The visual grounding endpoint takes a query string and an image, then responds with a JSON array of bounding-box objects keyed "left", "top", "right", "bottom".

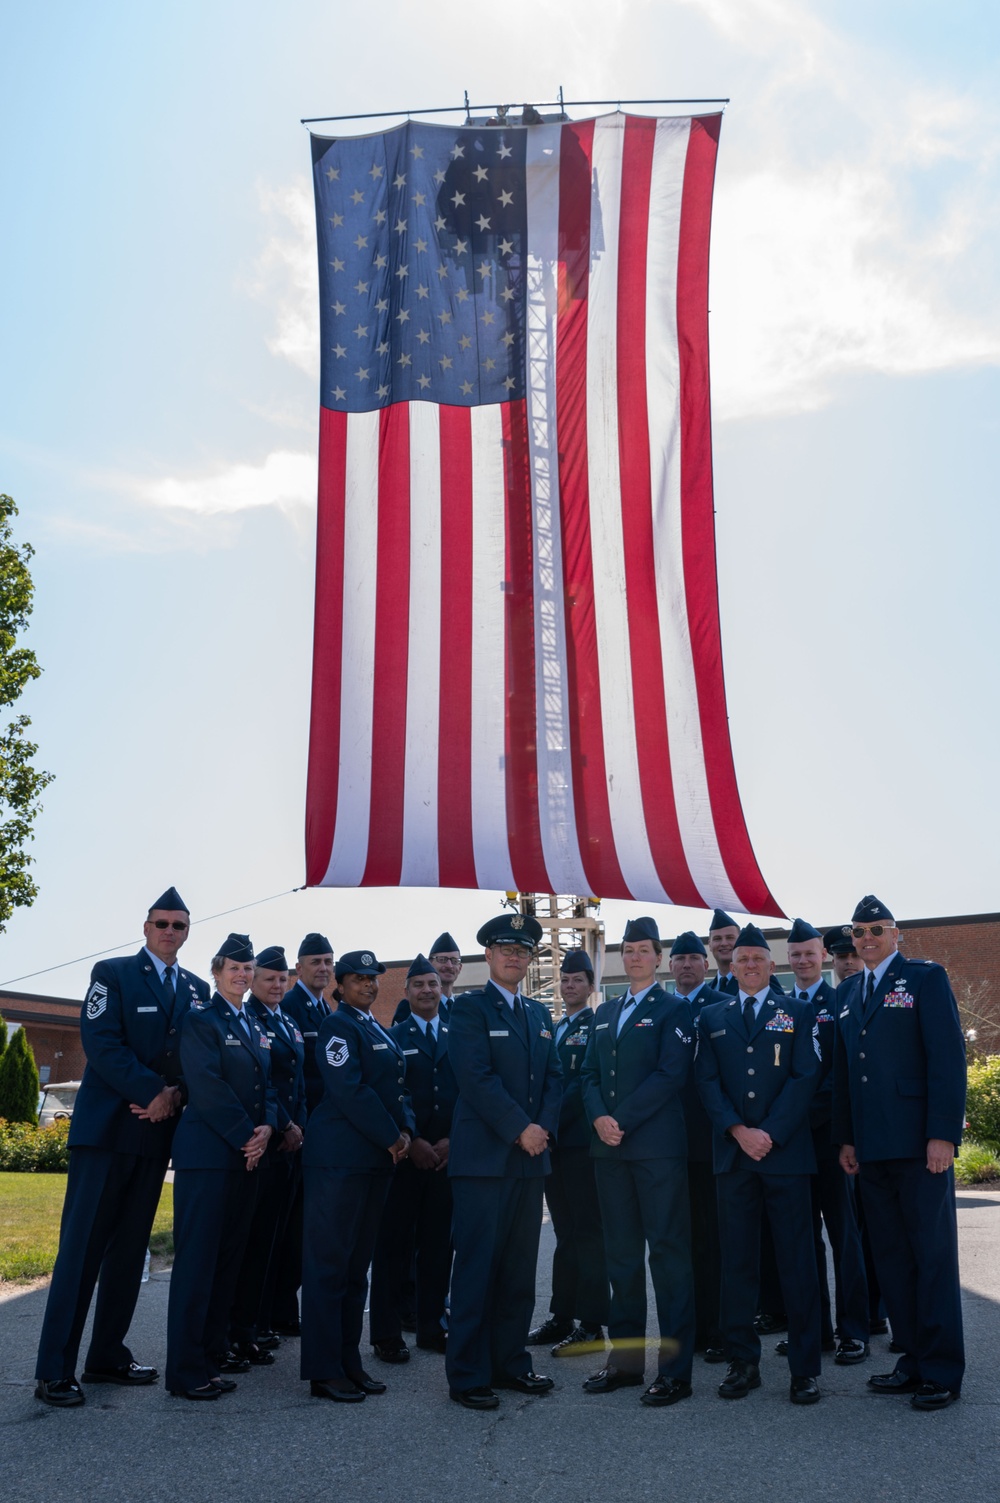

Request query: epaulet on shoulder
[{"left": 906, "top": 957, "right": 933, "bottom": 966}]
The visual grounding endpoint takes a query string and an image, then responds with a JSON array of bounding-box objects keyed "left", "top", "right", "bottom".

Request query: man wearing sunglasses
[
  {"left": 832, "top": 895, "right": 967, "bottom": 1411},
  {"left": 34, "top": 887, "right": 210, "bottom": 1408}
]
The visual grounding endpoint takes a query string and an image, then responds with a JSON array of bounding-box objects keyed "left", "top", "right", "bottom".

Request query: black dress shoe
[
  {"left": 210, "top": 1377, "right": 238, "bottom": 1393},
  {"left": 416, "top": 1332, "right": 448, "bottom": 1354},
  {"left": 311, "top": 1379, "right": 365, "bottom": 1403},
  {"left": 775, "top": 1339, "right": 789, "bottom": 1357},
  {"left": 703, "top": 1347, "right": 727, "bottom": 1364},
  {"left": 552, "top": 1325, "right": 603, "bottom": 1356},
  {"left": 869, "top": 1317, "right": 889, "bottom": 1336},
  {"left": 527, "top": 1317, "right": 572, "bottom": 1345},
  {"left": 911, "top": 1383, "right": 959, "bottom": 1411},
  {"left": 372, "top": 1340, "right": 410, "bottom": 1364},
  {"left": 640, "top": 1377, "right": 693, "bottom": 1407},
  {"left": 234, "top": 1342, "right": 275, "bottom": 1367},
  {"left": 493, "top": 1371, "right": 554, "bottom": 1394},
  {"left": 450, "top": 1386, "right": 500, "bottom": 1410},
  {"left": 82, "top": 1362, "right": 158, "bottom": 1385},
  {"left": 718, "top": 1361, "right": 761, "bottom": 1399},
  {"left": 790, "top": 1376, "right": 820, "bottom": 1405},
  {"left": 215, "top": 1351, "right": 251, "bottom": 1374},
  {"left": 169, "top": 1384, "right": 221, "bottom": 1401},
  {"left": 274, "top": 1319, "right": 301, "bottom": 1337},
  {"left": 583, "top": 1366, "right": 643, "bottom": 1393},
  {"left": 35, "top": 1378, "right": 85, "bottom": 1408},
  {"left": 868, "top": 1369, "right": 923, "bottom": 1394},
  {"left": 347, "top": 1370, "right": 387, "bottom": 1395},
  {"left": 835, "top": 1339, "right": 869, "bottom": 1365},
  {"left": 753, "top": 1312, "right": 787, "bottom": 1336},
  {"left": 255, "top": 1331, "right": 281, "bottom": 1350}
]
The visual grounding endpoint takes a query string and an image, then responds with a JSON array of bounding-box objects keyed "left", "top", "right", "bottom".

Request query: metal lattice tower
[{"left": 503, "top": 892, "right": 604, "bottom": 1017}]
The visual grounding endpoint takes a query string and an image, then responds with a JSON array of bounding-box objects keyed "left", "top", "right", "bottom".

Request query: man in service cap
[
  {"left": 707, "top": 911, "right": 740, "bottom": 994},
  {"left": 35, "top": 888, "right": 210, "bottom": 1407},
  {"left": 695, "top": 924, "right": 823, "bottom": 1406},
  {"left": 833, "top": 896, "right": 967, "bottom": 1410},
  {"left": 393, "top": 930, "right": 463, "bottom": 1024},
  {"left": 444, "top": 912, "right": 562, "bottom": 1410}
]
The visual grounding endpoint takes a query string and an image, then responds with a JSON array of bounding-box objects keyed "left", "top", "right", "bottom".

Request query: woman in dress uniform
[
  {"left": 165, "top": 934, "right": 278, "bottom": 1400},
  {"left": 300, "top": 950, "right": 415, "bottom": 1403}
]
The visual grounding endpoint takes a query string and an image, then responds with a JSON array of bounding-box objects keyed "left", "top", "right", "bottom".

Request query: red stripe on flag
[
  {"left": 556, "top": 119, "right": 628, "bottom": 900},
  {"left": 437, "top": 406, "right": 478, "bottom": 889},
  {"left": 361, "top": 404, "right": 411, "bottom": 887},
  {"left": 677, "top": 116, "right": 782, "bottom": 916},
  {"left": 617, "top": 114, "right": 701, "bottom": 907},
  {"left": 502, "top": 398, "right": 551, "bottom": 892},
  {"left": 305, "top": 408, "right": 348, "bottom": 885}
]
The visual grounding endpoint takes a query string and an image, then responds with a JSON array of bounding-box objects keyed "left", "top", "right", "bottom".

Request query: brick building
[{"left": 0, "top": 990, "right": 85, "bottom": 1084}]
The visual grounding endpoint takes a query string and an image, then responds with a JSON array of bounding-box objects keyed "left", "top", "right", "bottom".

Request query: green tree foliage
[
  {"left": 0, "top": 493, "right": 53, "bottom": 933},
  {"left": 966, "top": 1055, "right": 1000, "bottom": 1154},
  {"left": 0, "top": 1026, "right": 40, "bottom": 1124},
  {"left": 0, "top": 1013, "right": 7, "bottom": 1058}
]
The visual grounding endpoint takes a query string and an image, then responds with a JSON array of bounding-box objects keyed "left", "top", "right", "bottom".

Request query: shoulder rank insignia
[
  {"left": 325, "top": 1037, "right": 349, "bottom": 1067},
  {"left": 85, "top": 982, "right": 108, "bottom": 1020}
]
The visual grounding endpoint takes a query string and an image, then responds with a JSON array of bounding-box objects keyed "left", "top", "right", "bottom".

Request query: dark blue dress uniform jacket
[
  {"left": 70, "top": 951, "right": 209, "bottom": 1158},
  {"left": 392, "top": 1014, "right": 458, "bottom": 1142},
  {"left": 281, "top": 980, "right": 333, "bottom": 1113},
  {"left": 247, "top": 1000, "right": 307, "bottom": 1134},
  {"left": 832, "top": 956, "right": 966, "bottom": 1159},
  {"left": 695, "top": 990, "right": 820, "bottom": 1174},
  {"left": 676, "top": 984, "right": 728, "bottom": 1163},
  {"left": 170, "top": 997, "right": 279, "bottom": 1169},
  {"left": 806, "top": 979, "right": 839, "bottom": 1147},
  {"left": 303, "top": 1006, "right": 415, "bottom": 1171},
  {"left": 554, "top": 1007, "right": 598, "bottom": 1150},
  {"left": 580, "top": 985, "right": 693, "bottom": 1159},
  {"left": 446, "top": 984, "right": 562, "bottom": 1177}
]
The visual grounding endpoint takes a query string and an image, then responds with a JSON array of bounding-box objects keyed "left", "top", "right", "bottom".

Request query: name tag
[
  {"left": 304, "top": 1031, "right": 318, "bottom": 1038},
  {"left": 839, "top": 1008, "right": 850, "bottom": 1019},
  {"left": 403, "top": 1048, "right": 419, "bottom": 1055},
  {"left": 596, "top": 1023, "right": 609, "bottom": 1030},
  {"left": 373, "top": 1043, "right": 388, "bottom": 1051},
  {"left": 489, "top": 1029, "right": 509, "bottom": 1037},
  {"left": 225, "top": 1037, "right": 241, "bottom": 1046},
  {"left": 710, "top": 1029, "right": 725, "bottom": 1038},
  {"left": 136, "top": 1006, "right": 158, "bottom": 1014}
]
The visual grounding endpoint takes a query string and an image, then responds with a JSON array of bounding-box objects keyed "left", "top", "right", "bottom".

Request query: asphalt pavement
[{"left": 2, "top": 1191, "right": 998, "bottom": 1503}]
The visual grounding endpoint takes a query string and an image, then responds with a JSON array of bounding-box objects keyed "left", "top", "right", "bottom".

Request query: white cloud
[
  {"left": 244, "top": 178, "right": 319, "bottom": 380},
  {"left": 132, "top": 449, "right": 316, "bottom": 516}
]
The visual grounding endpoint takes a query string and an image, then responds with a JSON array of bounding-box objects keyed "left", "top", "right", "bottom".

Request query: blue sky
[{"left": 1, "top": 0, "right": 998, "bottom": 997}]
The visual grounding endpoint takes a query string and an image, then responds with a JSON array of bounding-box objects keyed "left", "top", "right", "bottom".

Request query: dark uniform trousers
[
  {"left": 595, "top": 1157, "right": 693, "bottom": 1378},
  {"left": 859, "top": 1160, "right": 963, "bottom": 1392},
  {"left": 546, "top": 1147, "right": 609, "bottom": 1330},
  {"left": 687, "top": 1159, "right": 723, "bottom": 1350},
  {"left": 370, "top": 1160, "right": 453, "bottom": 1345},
  {"left": 718, "top": 1170, "right": 821, "bottom": 1375},
  {"left": 234, "top": 1153, "right": 300, "bottom": 1338},
  {"left": 35, "top": 1148, "right": 167, "bottom": 1380},
  {"left": 166, "top": 1167, "right": 260, "bottom": 1391},
  {"left": 300, "top": 1167, "right": 392, "bottom": 1381}
]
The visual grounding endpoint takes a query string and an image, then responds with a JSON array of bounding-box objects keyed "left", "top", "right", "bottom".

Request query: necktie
[
  {"left": 743, "top": 997, "right": 756, "bottom": 1029},
  {"left": 798, "top": 990, "right": 809, "bottom": 1002},
  {"left": 236, "top": 1009, "right": 252, "bottom": 1041},
  {"left": 865, "top": 972, "right": 875, "bottom": 1009},
  {"left": 162, "top": 966, "right": 176, "bottom": 1009}
]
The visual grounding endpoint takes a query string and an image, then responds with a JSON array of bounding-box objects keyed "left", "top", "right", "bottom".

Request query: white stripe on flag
[
  {"left": 469, "top": 403, "right": 517, "bottom": 891},
  {"left": 525, "top": 127, "right": 589, "bottom": 896},
  {"left": 323, "top": 409, "right": 380, "bottom": 885},
  {"left": 586, "top": 115, "right": 671, "bottom": 904},
  {"left": 399, "top": 401, "right": 442, "bottom": 887},
  {"left": 647, "top": 118, "right": 742, "bottom": 910}
]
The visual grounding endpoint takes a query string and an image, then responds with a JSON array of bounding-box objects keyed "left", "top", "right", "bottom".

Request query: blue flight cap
[
  {"left": 709, "top": 909, "right": 737, "bottom": 932},
  {"left": 823, "top": 926, "right": 856, "bottom": 956},
  {"left": 787, "top": 918, "right": 822, "bottom": 944},
  {"left": 149, "top": 886, "right": 188, "bottom": 914},
  {"left": 335, "top": 949, "right": 386, "bottom": 981},
  {"left": 216, "top": 933, "right": 254, "bottom": 963},
  {"left": 669, "top": 931, "right": 708, "bottom": 958},
  {"left": 734, "top": 923, "right": 770, "bottom": 951},
  {"left": 477, "top": 913, "right": 543, "bottom": 949},
  {"left": 407, "top": 953, "right": 438, "bottom": 979},
  {"left": 623, "top": 916, "right": 660, "bottom": 945},
  {"left": 298, "top": 932, "right": 334, "bottom": 958},
  {"left": 255, "top": 945, "right": 289, "bottom": 971},
  {"left": 560, "top": 949, "right": 594, "bottom": 979},
  {"left": 852, "top": 895, "right": 895, "bottom": 924},
  {"left": 429, "top": 931, "right": 460, "bottom": 955}
]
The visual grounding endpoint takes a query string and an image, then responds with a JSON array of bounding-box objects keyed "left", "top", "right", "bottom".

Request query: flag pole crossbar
[{"left": 301, "top": 89, "right": 729, "bottom": 128}]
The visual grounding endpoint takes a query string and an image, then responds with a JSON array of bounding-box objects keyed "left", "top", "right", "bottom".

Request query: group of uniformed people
[{"left": 33, "top": 886, "right": 967, "bottom": 1415}]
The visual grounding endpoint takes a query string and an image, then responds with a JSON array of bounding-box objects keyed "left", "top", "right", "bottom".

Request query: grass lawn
[{"left": 0, "top": 1172, "right": 173, "bottom": 1283}]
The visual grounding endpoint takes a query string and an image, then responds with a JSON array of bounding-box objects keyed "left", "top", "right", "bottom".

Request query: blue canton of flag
[{"left": 312, "top": 122, "right": 528, "bottom": 412}]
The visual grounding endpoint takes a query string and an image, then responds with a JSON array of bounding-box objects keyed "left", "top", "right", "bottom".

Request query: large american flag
[{"left": 304, "top": 110, "right": 780, "bottom": 914}]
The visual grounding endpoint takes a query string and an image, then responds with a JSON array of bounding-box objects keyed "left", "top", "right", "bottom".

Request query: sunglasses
[
  {"left": 150, "top": 920, "right": 189, "bottom": 932},
  {"left": 851, "top": 924, "right": 893, "bottom": 939}
]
